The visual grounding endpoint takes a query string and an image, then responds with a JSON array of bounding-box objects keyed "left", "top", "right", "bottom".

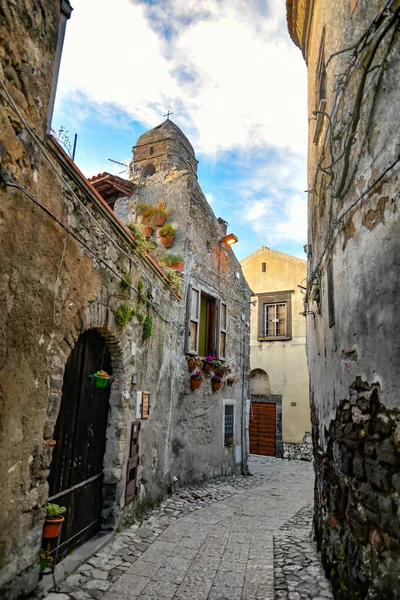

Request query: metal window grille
[
  {"left": 224, "top": 405, "right": 234, "bottom": 445},
  {"left": 264, "top": 303, "right": 287, "bottom": 337}
]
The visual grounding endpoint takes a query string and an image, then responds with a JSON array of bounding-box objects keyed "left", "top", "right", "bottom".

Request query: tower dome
[{"left": 131, "top": 119, "right": 198, "bottom": 181}]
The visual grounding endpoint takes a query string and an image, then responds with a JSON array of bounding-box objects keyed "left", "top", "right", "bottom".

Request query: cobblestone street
[{"left": 42, "top": 457, "right": 332, "bottom": 600}]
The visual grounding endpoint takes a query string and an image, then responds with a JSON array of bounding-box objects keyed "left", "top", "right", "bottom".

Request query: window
[
  {"left": 142, "top": 163, "right": 156, "bottom": 178},
  {"left": 187, "top": 286, "right": 227, "bottom": 359},
  {"left": 141, "top": 391, "right": 151, "bottom": 419},
  {"left": 313, "top": 30, "right": 327, "bottom": 144},
  {"left": 327, "top": 261, "right": 335, "bottom": 327},
  {"left": 257, "top": 291, "right": 293, "bottom": 341},
  {"left": 224, "top": 404, "right": 234, "bottom": 446},
  {"left": 262, "top": 262, "right": 266, "bottom": 272},
  {"left": 149, "top": 146, "right": 154, "bottom": 155}
]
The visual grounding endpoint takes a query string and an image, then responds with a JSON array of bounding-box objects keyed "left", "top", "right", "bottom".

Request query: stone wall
[
  {"left": 286, "top": 0, "right": 400, "bottom": 597},
  {"left": 283, "top": 433, "right": 313, "bottom": 462}
]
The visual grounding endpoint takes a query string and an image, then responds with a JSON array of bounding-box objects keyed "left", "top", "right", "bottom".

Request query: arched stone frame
[
  {"left": 249, "top": 368, "right": 271, "bottom": 395},
  {"left": 142, "top": 163, "right": 156, "bottom": 178},
  {"left": 43, "top": 301, "right": 131, "bottom": 534}
]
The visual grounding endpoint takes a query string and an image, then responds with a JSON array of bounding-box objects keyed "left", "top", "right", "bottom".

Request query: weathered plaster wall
[
  {"left": 296, "top": 0, "right": 400, "bottom": 596},
  {"left": 241, "top": 247, "right": 310, "bottom": 445}
]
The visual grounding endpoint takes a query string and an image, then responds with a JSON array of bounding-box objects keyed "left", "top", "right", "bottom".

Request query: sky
[{"left": 52, "top": 0, "right": 308, "bottom": 261}]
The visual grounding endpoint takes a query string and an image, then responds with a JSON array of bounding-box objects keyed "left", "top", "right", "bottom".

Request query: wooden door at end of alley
[{"left": 249, "top": 402, "right": 276, "bottom": 456}]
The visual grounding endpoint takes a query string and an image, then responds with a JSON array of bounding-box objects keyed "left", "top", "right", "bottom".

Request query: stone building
[
  {"left": 241, "top": 246, "right": 311, "bottom": 461},
  {"left": 287, "top": 1, "right": 400, "bottom": 597},
  {"left": 0, "top": 2, "right": 250, "bottom": 597}
]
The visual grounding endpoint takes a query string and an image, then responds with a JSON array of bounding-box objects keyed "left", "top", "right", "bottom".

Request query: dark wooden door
[
  {"left": 249, "top": 402, "right": 276, "bottom": 456},
  {"left": 48, "top": 329, "right": 111, "bottom": 557}
]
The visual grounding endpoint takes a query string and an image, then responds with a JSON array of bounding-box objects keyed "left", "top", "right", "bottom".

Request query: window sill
[{"left": 258, "top": 337, "right": 292, "bottom": 342}]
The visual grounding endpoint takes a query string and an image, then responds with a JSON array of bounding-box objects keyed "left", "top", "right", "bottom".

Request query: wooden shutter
[
  {"left": 327, "top": 261, "right": 335, "bottom": 327},
  {"left": 186, "top": 285, "right": 200, "bottom": 354},
  {"left": 219, "top": 301, "right": 227, "bottom": 360},
  {"left": 141, "top": 391, "right": 150, "bottom": 419},
  {"left": 126, "top": 421, "right": 140, "bottom": 504}
]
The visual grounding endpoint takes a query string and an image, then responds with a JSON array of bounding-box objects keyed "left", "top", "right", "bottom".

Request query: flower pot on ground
[
  {"left": 191, "top": 371, "right": 203, "bottom": 390},
  {"left": 159, "top": 223, "right": 176, "bottom": 248},
  {"left": 43, "top": 503, "right": 66, "bottom": 539}
]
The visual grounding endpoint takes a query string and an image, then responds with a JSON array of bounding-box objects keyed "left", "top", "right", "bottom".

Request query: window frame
[
  {"left": 223, "top": 401, "right": 235, "bottom": 446},
  {"left": 186, "top": 285, "right": 227, "bottom": 360},
  {"left": 257, "top": 290, "right": 293, "bottom": 341}
]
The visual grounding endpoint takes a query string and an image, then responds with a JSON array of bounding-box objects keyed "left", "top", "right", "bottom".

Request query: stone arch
[
  {"left": 142, "top": 163, "right": 156, "bottom": 178},
  {"left": 250, "top": 368, "right": 271, "bottom": 395},
  {"left": 43, "top": 301, "right": 130, "bottom": 533}
]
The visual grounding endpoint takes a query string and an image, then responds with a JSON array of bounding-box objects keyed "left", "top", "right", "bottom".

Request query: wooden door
[
  {"left": 126, "top": 421, "right": 140, "bottom": 504},
  {"left": 249, "top": 402, "right": 276, "bottom": 456},
  {"left": 48, "top": 330, "right": 112, "bottom": 557}
]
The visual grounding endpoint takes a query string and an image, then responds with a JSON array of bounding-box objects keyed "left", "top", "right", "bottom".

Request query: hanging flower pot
[
  {"left": 203, "top": 356, "right": 216, "bottom": 372},
  {"left": 91, "top": 371, "right": 114, "bottom": 388},
  {"left": 158, "top": 224, "right": 175, "bottom": 248},
  {"left": 191, "top": 371, "right": 203, "bottom": 390},
  {"left": 43, "top": 504, "right": 66, "bottom": 539},
  {"left": 211, "top": 377, "right": 222, "bottom": 391},
  {"left": 154, "top": 214, "right": 167, "bottom": 227},
  {"left": 142, "top": 225, "right": 153, "bottom": 237}
]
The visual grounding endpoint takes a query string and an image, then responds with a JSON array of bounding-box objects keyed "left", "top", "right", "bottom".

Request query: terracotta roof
[{"left": 88, "top": 172, "right": 135, "bottom": 205}]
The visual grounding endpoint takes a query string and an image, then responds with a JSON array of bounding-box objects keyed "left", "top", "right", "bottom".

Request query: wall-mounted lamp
[{"left": 220, "top": 233, "right": 238, "bottom": 246}]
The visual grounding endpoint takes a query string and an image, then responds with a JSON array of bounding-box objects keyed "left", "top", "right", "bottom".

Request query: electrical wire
[
  {"left": 0, "top": 77, "right": 186, "bottom": 311},
  {"left": 0, "top": 165, "right": 177, "bottom": 324}
]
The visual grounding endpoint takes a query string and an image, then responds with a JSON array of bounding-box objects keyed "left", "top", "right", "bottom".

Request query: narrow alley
[{"left": 38, "top": 457, "right": 332, "bottom": 600}]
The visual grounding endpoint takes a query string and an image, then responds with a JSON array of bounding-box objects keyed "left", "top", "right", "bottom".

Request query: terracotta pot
[
  {"left": 169, "top": 261, "right": 184, "bottom": 271},
  {"left": 154, "top": 215, "right": 167, "bottom": 227},
  {"left": 212, "top": 381, "right": 222, "bottom": 391},
  {"left": 203, "top": 363, "right": 212, "bottom": 372},
  {"left": 142, "top": 226, "right": 153, "bottom": 237},
  {"left": 191, "top": 379, "right": 202, "bottom": 390},
  {"left": 43, "top": 516, "right": 64, "bottom": 539},
  {"left": 227, "top": 380, "right": 234, "bottom": 387},
  {"left": 188, "top": 360, "right": 197, "bottom": 372},
  {"left": 160, "top": 235, "right": 174, "bottom": 248}
]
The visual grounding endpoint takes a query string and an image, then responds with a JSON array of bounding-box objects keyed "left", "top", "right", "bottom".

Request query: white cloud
[
  {"left": 205, "top": 192, "right": 214, "bottom": 205},
  {"left": 57, "top": 0, "right": 307, "bottom": 156}
]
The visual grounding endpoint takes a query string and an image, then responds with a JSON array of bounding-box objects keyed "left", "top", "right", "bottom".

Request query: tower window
[
  {"left": 262, "top": 262, "right": 266, "bottom": 272},
  {"left": 149, "top": 147, "right": 154, "bottom": 155},
  {"left": 142, "top": 163, "right": 156, "bottom": 178}
]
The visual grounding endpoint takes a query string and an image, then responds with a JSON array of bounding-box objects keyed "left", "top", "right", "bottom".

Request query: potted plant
[
  {"left": 153, "top": 200, "right": 168, "bottom": 227},
  {"left": 226, "top": 437, "right": 235, "bottom": 448},
  {"left": 191, "top": 371, "right": 203, "bottom": 390},
  {"left": 43, "top": 503, "right": 66, "bottom": 539},
  {"left": 227, "top": 377, "right": 239, "bottom": 387},
  {"left": 161, "top": 252, "right": 184, "bottom": 271},
  {"left": 203, "top": 356, "right": 216, "bottom": 372},
  {"left": 187, "top": 356, "right": 202, "bottom": 372},
  {"left": 91, "top": 370, "right": 114, "bottom": 388},
  {"left": 211, "top": 375, "right": 223, "bottom": 391},
  {"left": 137, "top": 204, "right": 156, "bottom": 237},
  {"left": 159, "top": 223, "right": 175, "bottom": 248}
]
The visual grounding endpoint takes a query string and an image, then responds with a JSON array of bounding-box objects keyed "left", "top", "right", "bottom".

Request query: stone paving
[{"left": 39, "top": 456, "right": 333, "bottom": 600}]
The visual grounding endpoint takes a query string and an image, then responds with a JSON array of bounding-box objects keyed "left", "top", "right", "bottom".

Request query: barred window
[
  {"left": 224, "top": 404, "right": 234, "bottom": 446},
  {"left": 264, "top": 303, "right": 287, "bottom": 338},
  {"left": 257, "top": 291, "right": 293, "bottom": 341}
]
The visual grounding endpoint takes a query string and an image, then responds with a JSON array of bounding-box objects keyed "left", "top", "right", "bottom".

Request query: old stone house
[
  {"left": 0, "top": 2, "right": 250, "bottom": 597},
  {"left": 241, "top": 246, "right": 311, "bottom": 461},
  {"left": 287, "top": 1, "right": 400, "bottom": 597}
]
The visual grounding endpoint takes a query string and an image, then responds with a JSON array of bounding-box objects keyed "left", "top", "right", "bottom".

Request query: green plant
[
  {"left": 226, "top": 437, "right": 235, "bottom": 448},
  {"left": 167, "top": 269, "right": 183, "bottom": 297},
  {"left": 191, "top": 370, "right": 203, "bottom": 380},
  {"left": 115, "top": 304, "right": 132, "bottom": 329},
  {"left": 137, "top": 279, "right": 144, "bottom": 297},
  {"left": 128, "top": 221, "right": 154, "bottom": 255},
  {"left": 156, "top": 200, "right": 168, "bottom": 217},
  {"left": 131, "top": 307, "right": 145, "bottom": 323},
  {"left": 137, "top": 203, "right": 157, "bottom": 225},
  {"left": 46, "top": 503, "right": 66, "bottom": 519},
  {"left": 160, "top": 253, "right": 183, "bottom": 266},
  {"left": 159, "top": 223, "right": 175, "bottom": 238},
  {"left": 120, "top": 274, "right": 132, "bottom": 290},
  {"left": 143, "top": 313, "right": 153, "bottom": 340}
]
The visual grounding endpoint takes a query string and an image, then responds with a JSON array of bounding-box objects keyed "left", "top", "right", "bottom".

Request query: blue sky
[{"left": 52, "top": 0, "right": 308, "bottom": 261}]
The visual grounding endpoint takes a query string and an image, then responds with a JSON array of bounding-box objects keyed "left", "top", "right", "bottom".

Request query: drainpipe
[
  {"left": 47, "top": 0, "right": 73, "bottom": 133},
  {"left": 241, "top": 316, "right": 249, "bottom": 475}
]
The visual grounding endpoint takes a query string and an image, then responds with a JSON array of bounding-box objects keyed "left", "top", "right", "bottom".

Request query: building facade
[
  {"left": 0, "top": 2, "right": 250, "bottom": 597},
  {"left": 241, "top": 247, "right": 311, "bottom": 461},
  {"left": 287, "top": 1, "right": 400, "bottom": 597}
]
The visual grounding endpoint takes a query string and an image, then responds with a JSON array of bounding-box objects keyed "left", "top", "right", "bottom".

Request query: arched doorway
[
  {"left": 47, "top": 329, "right": 112, "bottom": 557},
  {"left": 249, "top": 368, "right": 276, "bottom": 456}
]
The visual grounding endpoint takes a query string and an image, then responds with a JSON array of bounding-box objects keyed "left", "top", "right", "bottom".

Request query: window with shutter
[
  {"left": 219, "top": 301, "right": 227, "bottom": 359},
  {"left": 187, "top": 286, "right": 200, "bottom": 354},
  {"left": 257, "top": 291, "right": 293, "bottom": 341},
  {"left": 125, "top": 421, "right": 140, "bottom": 504},
  {"left": 186, "top": 286, "right": 226, "bottom": 359},
  {"left": 141, "top": 391, "right": 150, "bottom": 419},
  {"left": 224, "top": 404, "right": 234, "bottom": 445}
]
